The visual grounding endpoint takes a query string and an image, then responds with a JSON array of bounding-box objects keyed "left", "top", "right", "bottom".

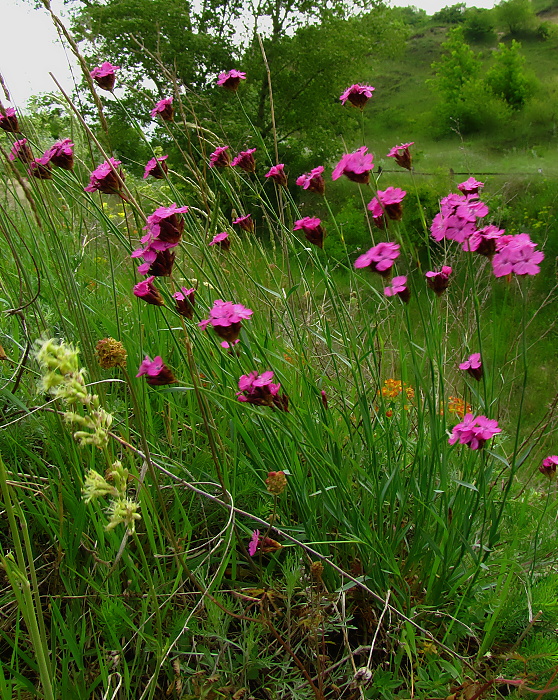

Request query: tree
[
  {"left": 432, "top": 3, "right": 467, "bottom": 25},
  {"left": 485, "top": 40, "right": 536, "bottom": 108},
  {"left": 495, "top": 0, "right": 537, "bottom": 35},
  {"left": 463, "top": 8, "right": 497, "bottom": 43}
]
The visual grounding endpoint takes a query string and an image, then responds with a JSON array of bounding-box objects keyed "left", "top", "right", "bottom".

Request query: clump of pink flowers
[
  {"left": 449, "top": 414, "right": 501, "bottom": 450},
  {"left": 231, "top": 148, "right": 256, "bottom": 173},
  {"left": 368, "top": 187, "right": 407, "bottom": 227},
  {"left": 236, "top": 370, "right": 286, "bottom": 409},
  {"left": 173, "top": 287, "right": 195, "bottom": 319},
  {"left": 133, "top": 276, "right": 164, "bottom": 306},
  {"left": 293, "top": 217, "right": 325, "bottom": 248},
  {"left": 216, "top": 69, "right": 246, "bottom": 91},
  {"left": 384, "top": 276, "right": 410, "bottom": 303},
  {"left": 233, "top": 214, "right": 254, "bottom": 232},
  {"left": 150, "top": 97, "right": 173, "bottom": 121},
  {"left": 457, "top": 177, "right": 484, "bottom": 195},
  {"left": 354, "top": 241, "right": 400, "bottom": 277},
  {"left": 339, "top": 84, "right": 375, "bottom": 109},
  {"left": 90, "top": 62, "right": 120, "bottom": 91},
  {"left": 84, "top": 158, "right": 124, "bottom": 195},
  {"left": 425, "top": 266, "right": 452, "bottom": 296},
  {"left": 136, "top": 355, "right": 176, "bottom": 386},
  {"left": 491, "top": 233, "right": 544, "bottom": 277},
  {"left": 198, "top": 300, "right": 253, "bottom": 343},
  {"left": 332, "top": 147, "right": 374, "bottom": 184},
  {"left": 465, "top": 225, "right": 503, "bottom": 256},
  {"left": 431, "top": 193, "right": 488, "bottom": 244},
  {"left": 209, "top": 146, "right": 230, "bottom": 168},
  {"left": 38, "top": 139, "right": 74, "bottom": 170},
  {"left": 208, "top": 232, "right": 230, "bottom": 250},
  {"left": 132, "top": 204, "right": 188, "bottom": 276},
  {"left": 459, "top": 353, "right": 483, "bottom": 381},
  {"left": 387, "top": 142, "right": 414, "bottom": 170},
  {"left": 143, "top": 155, "right": 168, "bottom": 179},
  {"left": 296, "top": 166, "right": 325, "bottom": 195},
  {"left": 265, "top": 164, "right": 287, "bottom": 187},
  {"left": 0, "top": 107, "right": 19, "bottom": 133},
  {"left": 9, "top": 139, "right": 34, "bottom": 165},
  {"left": 248, "top": 530, "right": 282, "bottom": 556},
  {"left": 540, "top": 456, "right": 558, "bottom": 478}
]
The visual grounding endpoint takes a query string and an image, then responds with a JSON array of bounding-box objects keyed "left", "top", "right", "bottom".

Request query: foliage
[
  {"left": 485, "top": 40, "right": 537, "bottom": 109},
  {"left": 431, "top": 2, "right": 467, "bottom": 25},
  {"left": 495, "top": 0, "right": 538, "bottom": 35},
  {"left": 462, "top": 8, "right": 497, "bottom": 43}
]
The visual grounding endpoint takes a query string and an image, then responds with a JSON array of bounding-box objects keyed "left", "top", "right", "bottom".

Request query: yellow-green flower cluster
[
  {"left": 83, "top": 462, "right": 141, "bottom": 533},
  {"left": 35, "top": 338, "right": 112, "bottom": 448}
]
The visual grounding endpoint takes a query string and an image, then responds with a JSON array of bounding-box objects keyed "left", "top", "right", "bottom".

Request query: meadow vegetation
[{"left": 0, "top": 0, "right": 557, "bottom": 698}]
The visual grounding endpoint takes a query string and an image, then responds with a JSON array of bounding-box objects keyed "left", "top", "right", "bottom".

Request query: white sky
[{"left": 0, "top": 0, "right": 498, "bottom": 108}]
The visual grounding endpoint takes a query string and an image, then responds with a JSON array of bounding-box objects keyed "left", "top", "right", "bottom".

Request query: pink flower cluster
[
  {"left": 136, "top": 355, "right": 176, "bottom": 386},
  {"left": 209, "top": 146, "right": 230, "bottom": 168},
  {"left": 38, "top": 138, "right": 75, "bottom": 170},
  {"left": 293, "top": 217, "right": 325, "bottom": 248},
  {"left": 384, "top": 276, "right": 410, "bottom": 303},
  {"left": 84, "top": 158, "right": 124, "bottom": 194},
  {"left": 339, "top": 84, "right": 375, "bottom": 108},
  {"left": 296, "top": 166, "right": 325, "bottom": 194},
  {"left": 492, "top": 233, "right": 544, "bottom": 277},
  {"left": 449, "top": 414, "right": 501, "bottom": 450},
  {"left": 386, "top": 142, "right": 414, "bottom": 170},
  {"left": 199, "top": 300, "right": 253, "bottom": 343},
  {"left": 131, "top": 204, "right": 188, "bottom": 276},
  {"left": 90, "top": 62, "right": 120, "bottom": 91},
  {"left": 459, "top": 353, "right": 483, "bottom": 381},
  {"left": 143, "top": 155, "right": 168, "bottom": 179},
  {"left": 332, "top": 147, "right": 374, "bottom": 184},
  {"left": 431, "top": 193, "right": 489, "bottom": 244},
  {"left": 354, "top": 241, "right": 400, "bottom": 276},
  {"left": 265, "top": 164, "right": 287, "bottom": 187},
  {"left": 216, "top": 69, "right": 246, "bottom": 91},
  {"left": 150, "top": 97, "right": 173, "bottom": 121},
  {"left": 368, "top": 187, "right": 407, "bottom": 226},
  {"left": 237, "top": 371, "right": 280, "bottom": 404},
  {"left": 231, "top": 148, "right": 256, "bottom": 173}
]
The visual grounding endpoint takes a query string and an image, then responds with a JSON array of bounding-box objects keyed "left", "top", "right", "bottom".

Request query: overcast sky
[{"left": 1, "top": 0, "right": 498, "bottom": 108}]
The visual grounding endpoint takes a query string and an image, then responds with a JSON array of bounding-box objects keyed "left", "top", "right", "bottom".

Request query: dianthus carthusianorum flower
[
  {"left": 448, "top": 414, "right": 501, "bottom": 450},
  {"left": 132, "top": 203, "right": 188, "bottom": 276},
  {"left": 491, "top": 233, "right": 544, "bottom": 277},
  {"left": 208, "top": 232, "right": 230, "bottom": 250},
  {"left": 386, "top": 142, "right": 414, "bottom": 170},
  {"left": 368, "top": 187, "right": 407, "bottom": 226},
  {"left": 209, "top": 146, "right": 230, "bottom": 168},
  {"left": 354, "top": 241, "right": 400, "bottom": 276},
  {"left": 425, "top": 266, "right": 452, "bottom": 296},
  {"left": 431, "top": 193, "right": 488, "bottom": 244},
  {"left": 332, "top": 147, "right": 374, "bottom": 184},
  {"left": 457, "top": 177, "right": 484, "bottom": 195},
  {"left": 237, "top": 371, "right": 281, "bottom": 407},
  {"left": 84, "top": 158, "right": 124, "bottom": 194},
  {"left": 293, "top": 217, "right": 325, "bottom": 248},
  {"left": 217, "top": 69, "right": 246, "bottom": 91},
  {"left": 133, "top": 276, "right": 165, "bottom": 306},
  {"left": 231, "top": 148, "right": 256, "bottom": 173},
  {"left": 90, "top": 62, "right": 120, "bottom": 91},
  {"left": 198, "top": 299, "right": 253, "bottom": 343},
  {"left": 540, "top": 455, "right": 558, "bottom": 478},
  {"left": 9, "top": 139, "right": 33, "bottom": 164},
  {"left": 296, "top": 166, "right": 325, "bottom": 194},
  {"left": 339, "top": 84, "right": 375, "bottom": 109},
  {"left": 459, "top": 353, "right": 483, "bottom": 381},
  {"left": 173, "top": 287, "right": 195, "bottom": 318},
  {"left": 265, "top": 164, "right": 287, "bottom": 187},
  {"left": 0, "top": 107, "right": 19, "bottom": 133},
  {"left": 38, "top": 138, "right": 74, "bottom": 170},
  {"left": 136, "top": 355, "right": 176, "bottom": 385},
  {"left": 150, "top": 97, "right": 174, "bottom": 121},
  {"left": 384, "top": 276, "right": 410, "bottom": 303},
  {"left": 143, "top": 155, "right": 168, "bottom": 179}
]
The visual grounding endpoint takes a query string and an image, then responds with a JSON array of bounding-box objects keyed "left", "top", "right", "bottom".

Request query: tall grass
[{"left": 0, "top": 30, "right": 557, "bottom": 700}]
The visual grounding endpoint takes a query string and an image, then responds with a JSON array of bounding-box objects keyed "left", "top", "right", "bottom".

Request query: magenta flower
[
  {"left": 431, "top": 193, "right": 488, "bottom": 245},
  {"left": 457, "top": 177, "right": 484, "bottom": 195},
  {"left": 90, "top": 62, "right": 120, "bottom": 91},
  {"left": 248, "top": 530, "right": 260, "bottom": 556},
  {"left": 28, "top": 160, "right": 53, "bottom": 180},
  {"left": 492, "top": 233, "right": 544, "bottom": 277},
  {"left": 296, "top": 166, "right": 325, "bottom": 195},
  {"left": 208, "top": 232, "right": 230, "bottom": 250},
  {"left": 38, "top": 138, "right": 74, "bottom": 170},
  {"left": 425, "top": 266, "right": 452, "bottom": 296},
  {"left": 265, "top": 163, "right": 287, "bottom": 187},
  {"left": 237, "top": 370, "right": 282, "bottom": 407},
  {"left": 354, "top": 241, "right": 400, "bottom": 277},
  {"left": 459, "top": 353, "right": 483, "bottom": 381},
  {"left": 84, "top": 158, "right": 124, "bottom": 194},
  {"left": 216, "top": 69, "right": 247, "bottom": 92},
  {"left": 9, "top": 139, "right": 34, "bottom": 164},
  {"left": 198, "top": 299, "right": 253, "bottom": 343},
  {"left": 449, "top": 414, "right": 501, "bottom": 450},
  {"left": 143, "top": 155, "right": 168, "bottom": 180},
  {"left": 339, "top": 84, "right": 375, "bottom": 109},
  {"left": 368, "top": 187, "right": 407, "bottom": 227},
  {"left": 386, "top": 142, "right": 414, "bottom": 171},
  {"left": 540, "top": 455, "right": 558, "bottom": 478},
  {"left": 332, "top": 147, "right": 374, "bottom": 184},
  {"left": 132, "top": 203, "right": 188, "bottom": 276},
  {"left": 232, "top": 214, "right": 254, "bottom": 233},
  {"left": 384, "top": 276, "right": 410, "bottom": 303},
  {"left": 136, "top": 355, "right": 176, "bottom": 386},
  {"left": 0, "top": 107, "right": 19, "bottom": 133},
  {"left": 465, "top": 225, "right": 503, "bottom": 256},
  {"left": 150, "top": 97, "right": 174, "bottom": 121},
  {"left": 133, "top": 276, "right": 164, "bottom": 306},
  {"left": 293, "top": 217, "right": 325, "bottom": 248},
  {"left": 173, "top": 287, "right": 195, "bottom": 319},
  {"left": 230, "top": 148, "right": 256, "bottom": 173},
  {"left": 209, "top": 146, "right": 230, "bottom": 168}
]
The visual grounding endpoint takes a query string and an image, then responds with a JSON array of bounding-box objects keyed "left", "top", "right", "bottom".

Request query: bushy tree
[
  {"left": 432, "top": 3, "right": 467, "bottom": 25},
  {"left": 463, "top": 8, "right": 497, "bottom": 43},
  {"left": 485, "top": 40, "right": 536, "bottom": 108},
  {"left": 495, "top": 0, "right": 537, "bottom": 35}
]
